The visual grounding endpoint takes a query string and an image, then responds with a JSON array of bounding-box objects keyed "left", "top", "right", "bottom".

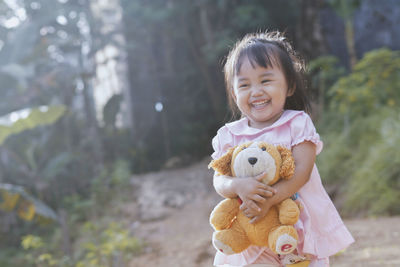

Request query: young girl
[{"left": 211, "top": 31, "right": 354, "bottom": 267}]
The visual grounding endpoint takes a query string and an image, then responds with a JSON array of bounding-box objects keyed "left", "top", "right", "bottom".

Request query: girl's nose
[{"left": 251, "top": 86, "right": 264, "bottom": 97}]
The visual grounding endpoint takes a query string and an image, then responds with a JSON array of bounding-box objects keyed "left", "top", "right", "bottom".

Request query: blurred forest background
[{"left": 0, "top": 0, "right": 399, "bottom": 266}]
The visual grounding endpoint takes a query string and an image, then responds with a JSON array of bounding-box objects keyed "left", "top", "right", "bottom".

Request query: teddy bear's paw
[
  {"left": 212, "top": 238, "right": 235, "bottom": 255},
  {"left": 275, "top": 234, "right": 297, "bottom": 255}
]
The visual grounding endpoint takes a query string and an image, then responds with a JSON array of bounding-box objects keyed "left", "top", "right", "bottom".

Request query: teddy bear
[{"left": 209, "top": 141, "right": 300, "bottom": 256}]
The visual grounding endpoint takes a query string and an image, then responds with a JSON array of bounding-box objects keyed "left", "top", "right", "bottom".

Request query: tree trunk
[
  {"left": 298, "top": 0, "right": 327, "bottom": 120},
  {"left": 297, "top": 0, "right": 327, "bottom": 59},
  {"left": 81, "top": 71, "right": 105, "bottom": 171},
  {"left": 79, "top": 0, "right": 105, "bottom": 171},
  {"left": 59, "top": 209, "right": 72, "bottom": 257},
  {"left": 332, "top": 0, "right": 359, "bottom": 70},
  {"left": 199, "top": 2, "right": 214, "bottom": 49},
  {"left": 91, "top": 0, "right": 134, "bottom": 132},
  {"left": 181, "top": 15, "right": 222, "bottom": 119},
  {"left": 345, "top": 18, "right": 357, "bottom": 70}
]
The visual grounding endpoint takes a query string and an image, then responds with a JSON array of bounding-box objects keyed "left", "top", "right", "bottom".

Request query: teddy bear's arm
[
  {"left": 277, "top": 146, "right": 295, "bottom": 180},
  {"left": 277, "top": 198, "right": 300, "bottom": 225},
  {"left": 210, "top": 198, "right": 240, "bottom": 231}
]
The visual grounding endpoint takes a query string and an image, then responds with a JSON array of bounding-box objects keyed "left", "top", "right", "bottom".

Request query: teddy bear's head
[{"left": 209, "top": 141, "right": 294, "bottom": 185}]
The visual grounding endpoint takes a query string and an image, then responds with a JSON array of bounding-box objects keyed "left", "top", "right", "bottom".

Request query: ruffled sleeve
[
  {"left": 290, "top": 112, "right": 323, "bottom": 155},
  {"left": 211, "top": 126, "right": 234, "bottom": 159}
]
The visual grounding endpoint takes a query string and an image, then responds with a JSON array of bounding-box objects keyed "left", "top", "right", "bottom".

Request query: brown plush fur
[
  {"left": 208, "top": 147, "right": 235, "bottom": 177},
  {"left": 209, "top": 141, "right": 300, "bottom": 256},
  {"left": 277, "top": 146, "right": 295, "bottom": 179}
]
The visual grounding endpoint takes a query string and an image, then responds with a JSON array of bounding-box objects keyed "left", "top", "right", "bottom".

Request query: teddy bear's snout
[{"left": 248, "top": 157, "right": 258, "bottom": 165}]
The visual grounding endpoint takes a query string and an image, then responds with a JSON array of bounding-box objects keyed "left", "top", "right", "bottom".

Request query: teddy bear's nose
[{"left": 248, "top": 157, "right": 258, "bottom": 165}]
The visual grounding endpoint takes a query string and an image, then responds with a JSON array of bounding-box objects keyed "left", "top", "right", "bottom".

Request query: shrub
[{"left": 317, "top": 48, "right": 400, "bottom": 217}]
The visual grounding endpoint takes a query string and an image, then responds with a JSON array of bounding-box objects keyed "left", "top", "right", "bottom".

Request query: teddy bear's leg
[
  {"left": 268, "top": 225, "right": 298, "bottom": 255},
  {"left": 278, "top": 199, "right": 300, "bottom": 225},
  {"left": 210, "top": 198, "right": 241, "bottom": 231},
  {"left": 212, "top": 220, "right": 250, "bottom": 255}
]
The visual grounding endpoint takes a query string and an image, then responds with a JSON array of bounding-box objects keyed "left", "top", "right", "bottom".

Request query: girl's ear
[
  {"left": 208, "top": 147, "right": 235, "bottom": 176},
  {"left": 277, "top": 146, "right": 295, "bottom": 179},
  {"left": 287, "top": 85, "right": 295, "bottom": 97}
]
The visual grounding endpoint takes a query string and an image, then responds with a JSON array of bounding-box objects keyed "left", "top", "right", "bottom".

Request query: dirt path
[
  {"left": 129, "top": 196, "right": 218, "bottom": 267},
  {"left": 130, "top": 203, "right": 400, "bottom": 267},
  {"left": 331, "top": 216, "right": 400, "bottom": 266},
  {"left": 129, "top": 160, "right": 400, "bottom": 267}
]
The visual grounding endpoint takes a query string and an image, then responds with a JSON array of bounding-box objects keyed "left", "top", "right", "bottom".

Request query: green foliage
[
  {"left": 327, "top": 0, "right": 360, "bottom": 19},
  {"left": 90, "top": 158, "right": 132, "bottom": 209},
  {"left": 233, "top": 5, "right": 269, "bottom": 29},
  {"left": 110, "top": 159, "right": 131, "bottom": 186},
  {"left": 318, "top": 48, "right": 400, "bottom": 217},
  {"left": 20, "top": 222, "right": 141, "bottom": 267},
  {"left": 329, "top": 49, "right": 400, "bottom": 118},
  {"left": 0, "top": 249, "right": 25, "bottom": 267},
  {"left": 319, "top": 112, "right": 400, "bottom": 217},
  {"left": 21, "top": 235, "right": 44, "bottom": 250},
  {"left": 76, "top": 222, "right": 141, "bottom": 267},
  {"left": 308, "top": 55, "right": 346, "bottom": 112},
  {"left": 308, "top": 56, "right": 346, "bottom": 90},
  {"left": 21, "top": 234, "right": 73, "bottom": 267},
  {"left": 344, "top": 111, "right": 400, "bottom": 216},
  {"left": 62, "top": 194, "right": 95, "bottom": 224},
  {"left": 0, "top": 105, "right": 66, "bottom": 145},
  {"left": 0, "top": 184, "right": 58, "bottom": 222}
]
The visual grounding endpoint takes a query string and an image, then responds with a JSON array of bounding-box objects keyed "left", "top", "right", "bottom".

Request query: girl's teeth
[{"left": 253, "top": 100, "right": 270, "bottom": 106}]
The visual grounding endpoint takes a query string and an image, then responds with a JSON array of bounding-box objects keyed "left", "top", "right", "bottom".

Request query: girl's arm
[
  {"left": 213, "top": 172, "right": 277, "bottom": 213},
  {"left": 241, "top": 141, "right": 316, "bottom": 224}
]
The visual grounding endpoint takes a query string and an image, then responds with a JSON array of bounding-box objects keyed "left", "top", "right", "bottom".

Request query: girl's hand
[
  {"left": 244, "top": 198, "right": 274, "bottom": 224},
  {"left": 241, "top": 141, "right": 317, "bottom": 224},
  {"left": 233, "top": 172, "right": 277, "bottom": 216}
]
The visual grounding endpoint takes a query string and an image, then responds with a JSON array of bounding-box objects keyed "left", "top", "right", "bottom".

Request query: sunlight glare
[
  {"left": 3, "top": 17, "right": 20, "bottom": 28},
  {"left": 30, "top": 2, "right": 41, "bottom": 10},
  {"left": 155, "top": 102, "right": 163, "bottom": 112},
  {"left": 56, "top": 15, "right": 68, "bottom": 26}
]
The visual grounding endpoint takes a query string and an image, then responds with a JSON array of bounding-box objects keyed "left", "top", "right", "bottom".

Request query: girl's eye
[
  {"left": 242, "top": 146, "right": 247, "bottom": 150},
  {"left": 261, "top": 80, "right": 271, "bottom": 84},
  {"left": 239, "top": 84, "right": 249, "bottom": 89},
  {"left": 261, "top": 147, "right": 266, "bottom": 151}
]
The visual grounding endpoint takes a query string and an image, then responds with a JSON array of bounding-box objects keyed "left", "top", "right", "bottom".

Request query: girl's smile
[
  {"left": 232, "top": 57, "right": 292, "bottom": 129},
  {"left": 251, "top": 99, "right": 271, "bottom": 109}
]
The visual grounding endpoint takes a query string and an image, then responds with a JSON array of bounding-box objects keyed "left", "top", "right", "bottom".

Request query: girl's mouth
[{"left": 251, "top": 99, "right": 271, "bottom": 109}]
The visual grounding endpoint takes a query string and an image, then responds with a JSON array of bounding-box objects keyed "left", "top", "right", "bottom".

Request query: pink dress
[{"left": 211, "top": 110, "right": 354, "bottom": 266}]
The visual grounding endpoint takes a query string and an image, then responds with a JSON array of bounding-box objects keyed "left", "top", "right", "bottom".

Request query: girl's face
[{"left": 232, "top": 56, "right": 292, "bottom": 129}]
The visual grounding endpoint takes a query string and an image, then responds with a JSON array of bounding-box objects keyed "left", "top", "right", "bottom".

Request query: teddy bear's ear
[
  {"left": 277, "top": 146, "right": 295, "bottom": 179},
  {"left": 208, "top": 147, "right": 235, "bottom": 176}
]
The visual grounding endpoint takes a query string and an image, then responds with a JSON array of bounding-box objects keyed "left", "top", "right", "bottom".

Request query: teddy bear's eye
[{"left": 261, "top": 147, "right": 266, "bottom": 151}]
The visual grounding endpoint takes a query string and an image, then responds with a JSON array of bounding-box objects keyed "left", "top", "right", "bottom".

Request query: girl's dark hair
[{"left": 224, "top": 31, "right": 311, "bottom": 117}]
